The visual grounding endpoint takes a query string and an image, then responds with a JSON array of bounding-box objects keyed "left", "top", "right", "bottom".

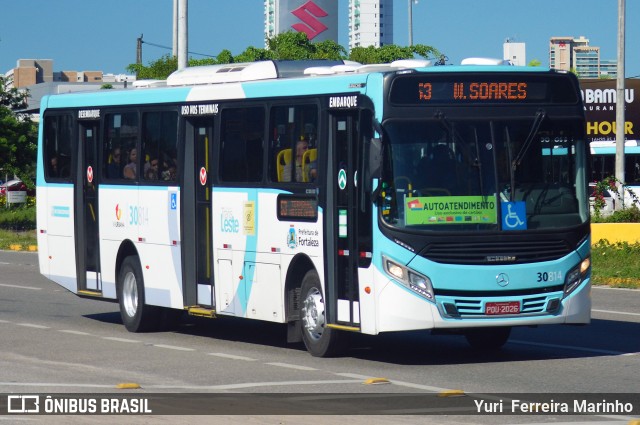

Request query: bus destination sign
[
  {"left": 277, "top": 195, "right": 318, "bottom": 222},
  {"left": 390, "top": 74, "right": 579, "bottom": 105},
  {"left": 418, "top": 81, "right": 527, "bottom": 102}
]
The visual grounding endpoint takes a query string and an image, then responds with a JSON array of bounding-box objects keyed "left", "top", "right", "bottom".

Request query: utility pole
[
  {"left": 615, "top": 0, "right": 625, "bottom": 208},
  {"left": 136, "top": 34, "right": 143, "bottom": 65},
  {"left": 173, "top": 0, "right": 178, "bottom": 57},
  {"left": 408, "top": 0, "right": 414, "bottom": 46},
  {"left": 178, "top": 0, "right": 188, "bottom": 70}
]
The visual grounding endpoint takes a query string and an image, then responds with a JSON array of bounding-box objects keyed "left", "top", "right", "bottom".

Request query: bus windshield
[{"left": 380, "top": 116, "right": 588, "bottom": 231}]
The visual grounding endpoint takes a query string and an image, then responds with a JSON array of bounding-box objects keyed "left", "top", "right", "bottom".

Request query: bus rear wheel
[
  {"left": 118, "top": 256, "right": 161, "bottom": 332},
  {"left": 464, "top": 327, "right": 511, "bottom": 351},
  {"left": 300, "top": 270, "right": 344, "bottom": 357}
]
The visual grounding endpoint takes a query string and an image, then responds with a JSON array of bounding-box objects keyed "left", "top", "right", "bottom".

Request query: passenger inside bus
[
  {"left": 282, "top": 138, "right": 316, "bottom": 182},
  {"left": 49, "top": 156, "right": 60, "bottom": 178},
  {"left": 144, "top": 157, "right": 159, "bottom": 180},
  {"left": 123, "top": 148, "right": 137, "bottom": 179},
  {"left": 106, "top": 147, "right": 123, "bottom": 179}
]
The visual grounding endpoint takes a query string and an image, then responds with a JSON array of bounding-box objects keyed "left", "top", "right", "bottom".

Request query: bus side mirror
[
  {"left": 367, "top": 137, "right": 382, "bottom": 183},
  {"left": 362, "top": 137, "right": 383, "bottom": 209}
]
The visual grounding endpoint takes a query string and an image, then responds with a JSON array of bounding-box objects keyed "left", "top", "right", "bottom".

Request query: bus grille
[
  {"left": 421, "top": 239, "right": 571, "bottom": 265},
  {"left": 451, "top": 295, "right": 550, "bottom": 316}
]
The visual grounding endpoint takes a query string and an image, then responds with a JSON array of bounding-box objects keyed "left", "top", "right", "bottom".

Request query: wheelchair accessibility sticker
[{"left": 501, "top": 201, "right": 527, "bottom": 230}]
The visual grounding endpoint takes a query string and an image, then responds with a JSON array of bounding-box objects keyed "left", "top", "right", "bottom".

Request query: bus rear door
[
  {"left": 182, "top": 117, "right": 215, "bottom": 309},
  {"left": 74, "top": 119, "right": 101, "bottom": 293}
]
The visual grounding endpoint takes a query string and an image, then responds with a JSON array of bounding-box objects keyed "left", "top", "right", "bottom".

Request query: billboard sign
[
  {"left": 580, "top": 79, "right": 640, "bottom": 142},
  {"left": 278, "top": 0, "right": 338, "bottom": 42}
]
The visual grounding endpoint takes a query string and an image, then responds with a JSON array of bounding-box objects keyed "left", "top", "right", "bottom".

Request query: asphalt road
[{"left": 0, "top": 250, "right": 638, "bottom": 425}]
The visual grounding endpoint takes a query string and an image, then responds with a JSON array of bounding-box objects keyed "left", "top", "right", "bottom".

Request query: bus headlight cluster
[
  {"left": 564, "top": 256, "right": 591, "bottom": 297},
  {"left": 383, "top": 256, "right": 434, "bottom": 301}
]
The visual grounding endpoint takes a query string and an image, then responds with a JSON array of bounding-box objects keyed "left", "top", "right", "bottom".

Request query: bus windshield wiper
[
  {"left": 511, "top": 109, "right": 546, "bottom": 171},
  {"left": 504, "top": 125, "right": 515, "bottom": 201}
]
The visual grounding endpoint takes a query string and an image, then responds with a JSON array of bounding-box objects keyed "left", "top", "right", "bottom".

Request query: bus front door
[
  {"left": 182, "top": 118, "right": 215, "bottom": 309},
  {"left": 326, "top": 111, "right": 364, "bottom": 329},
  {"left": 75, "top": 120, "right": 101, "bottom": 293}
]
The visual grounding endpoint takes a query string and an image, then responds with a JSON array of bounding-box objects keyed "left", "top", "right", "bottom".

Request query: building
[
  {"left": 503, "top": 40, "right": 526, "bottom": 66},
  {"left": 264, "top": 0, "right": 338, "bottom": 44},
  {"left": 4, "top": 59, "right": 135, "bottom": 115},
  {"left": 348, "top": 0, "right": 393, "bottom": 49},
  {"left": 4, "top": 59, "right": 108, "bottom": 89},
  {"left": 5, "top": 59, "right": 54, "bottom": 89},
  {"left": 549, "top": 36, "right": 617, "bottom": 78}
]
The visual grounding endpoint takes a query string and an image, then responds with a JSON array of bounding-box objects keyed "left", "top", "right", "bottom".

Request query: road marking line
[
  {"left": 59, "top": 330, "right": 91, "bottom": 336},
  {"left": 153, "top": 344, "right": 195, "bottom": 352},
  {"left": 0, "top": 283, "right": 42, "bottom": 290},
  {"left": 265, "top": 362, "right": 318, "bottom": 371},
  {"left": 593, "top": 308, "right": 640, "bottom": 317},
  {"left": 0, "top": 320, "right": 10, "bottom": 323},
  {"left": 102, "top": 336, "right": 141, "bottom": 343},
  {"left": 146, "top": 379, "right": 363, "bottom": 390},
  {"left": 0, "top": 382, "right": 119, "bottom": 389},
  {"left": 510, "top": 339, "right": 635, "bottom": 356},
  {"left": 16, "top": 323, "right": 49, "bottom": 329},
  {"left": 208, "top": 352, "right": 257, "bottom": 361}
]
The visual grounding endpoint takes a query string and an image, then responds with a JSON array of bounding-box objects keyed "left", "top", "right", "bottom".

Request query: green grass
[
  {"left": 591, "top": 240, "right": 640, "bottom": 289},
  {"left": 0, "top": 204, "right": 36, "bottom": 231},
  {"left": 0, "top": 228, "right": 37, "bottom": 250},
  {"left": 0, "top": 199, "right": 37, "bottom": 250}
]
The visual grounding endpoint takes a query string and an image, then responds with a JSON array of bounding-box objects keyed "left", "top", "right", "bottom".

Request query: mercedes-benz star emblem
[{"left": 496, "top": 273, "right": 509, "bottom": 287}]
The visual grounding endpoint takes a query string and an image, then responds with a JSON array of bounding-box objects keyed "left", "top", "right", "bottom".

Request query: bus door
[
  {"left": 75, "top": 120, "right": 101, "bottom": 292},
  {"left": 326, "top": 110, "right": 365, "bottom": 328},
  {"left": 182, "top": 118, "right": 215, "bottom": 308}
]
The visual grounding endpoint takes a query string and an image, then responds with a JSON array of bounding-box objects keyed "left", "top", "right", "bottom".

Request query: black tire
[
  {"left": 465, "top": 327, "right": 511, "bottom": 351},
  {"left": 117, "top": 256, "right": 161, "bottom": 332},
  {"left": 300, "top": 270, "right": 345, "bottom": 357}
]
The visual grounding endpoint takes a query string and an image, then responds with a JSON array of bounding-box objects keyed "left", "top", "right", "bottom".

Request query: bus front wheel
[
  {"left": 300, "top": 270, "right": 344, "bottom": 357},
  {"left": 118, "top": 256, "right": 160, "bottom": 332},
  {"left": 464, "top": 327, "right": 511, "bottom": 351}
]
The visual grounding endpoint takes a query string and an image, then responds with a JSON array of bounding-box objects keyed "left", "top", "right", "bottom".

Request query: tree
[
  {"left": 127, "top": 55, "right": 179, "bottom": 80},
  {"left": 0, "top": 76, "right": 37, "bottom": 186},
  {"left": 127, "top": 32, "right": 440, "bottom": 79},
  {"left": 528, "top": 59, "right": 542, "bottom": 67},
  {"left": 349, "top": 44, "right": 440, "bottom": 64}
]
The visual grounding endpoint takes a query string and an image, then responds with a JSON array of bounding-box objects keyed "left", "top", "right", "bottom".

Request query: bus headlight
[
  {"left": 383, "top": 256, "right": 434, "bottom": 301},
  {"left": 564, "top": 256, "right": 591, "bottom": 297}
]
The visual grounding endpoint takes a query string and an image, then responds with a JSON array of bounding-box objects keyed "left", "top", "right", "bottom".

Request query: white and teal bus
[
  {"left": 590, "top": 140, "right": 640, "bottom": 206},
  {"left": 36, "top": 59, "right": 591, "bottom": 357}
]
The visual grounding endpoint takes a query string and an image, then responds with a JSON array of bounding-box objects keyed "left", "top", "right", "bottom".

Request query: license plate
[{"left": 485, "top": 301, "right": 520, "bottom": 315}]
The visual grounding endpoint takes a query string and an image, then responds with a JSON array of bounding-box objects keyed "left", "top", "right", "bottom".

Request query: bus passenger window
[
  {"left": 219, "top": 107, "right": 265, "bottom": 183},
  {"left": 269, "top": 105, "right": 318, "bottom": 183},
  {"left": 43, "top": 114, "right": 73, "bottom": 181},
  {"left": 142, "top": 111, "right": 178, "bottom": 183},
  {"left": 103, "top": 112, "right": 139, "bottom": 182}
]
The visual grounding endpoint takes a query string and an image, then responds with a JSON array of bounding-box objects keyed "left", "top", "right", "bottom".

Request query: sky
[{"left": 1, "top": 0, "right": 639, "bottom": 77}]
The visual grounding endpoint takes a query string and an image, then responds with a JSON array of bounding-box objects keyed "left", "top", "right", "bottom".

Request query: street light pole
[
  {"left": 408, "top": 0, "right": 414, "bottom": 46},
  {"left": 178, "top": 0, "right": 188, "bottom": 70},
  {"left": 615, "top": 0, "right": 625, "bottom": 208}
]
